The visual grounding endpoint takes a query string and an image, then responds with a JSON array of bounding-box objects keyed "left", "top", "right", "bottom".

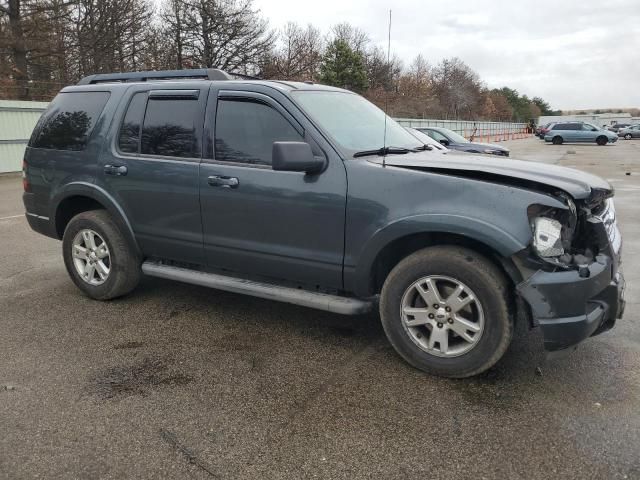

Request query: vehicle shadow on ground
[{"left": 122, "top": 275, "right": 609, "bottom": 391}]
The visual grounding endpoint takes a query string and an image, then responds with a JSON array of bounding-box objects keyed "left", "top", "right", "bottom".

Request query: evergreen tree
[{"left": 319, "top": 39, "right": 367, "bottom": 92}]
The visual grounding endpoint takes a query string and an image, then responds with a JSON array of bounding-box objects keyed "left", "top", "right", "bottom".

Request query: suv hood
[{"left": 376, "top": 152, "right": 612, "bottom": 201}]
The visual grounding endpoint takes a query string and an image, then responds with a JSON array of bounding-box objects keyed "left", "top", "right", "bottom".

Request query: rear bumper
[
  {"left": 23, "top": 192, "right": 58, "bottom": 239},
  {"left": 517, "top": 255, "right": 625, "bottom": 351},
  {"left": 25, "top": 212, "right": 57, "bottom": 239}
]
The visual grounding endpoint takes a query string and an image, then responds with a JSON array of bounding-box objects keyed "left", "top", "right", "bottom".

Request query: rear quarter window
[{"left": 30, "top": 91, "right": 110, "bottom": 151}]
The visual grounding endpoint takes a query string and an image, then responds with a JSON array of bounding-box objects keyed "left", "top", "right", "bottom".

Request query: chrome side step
[{"left": 141, "top": 261, "right": 373, "bottom": 315}]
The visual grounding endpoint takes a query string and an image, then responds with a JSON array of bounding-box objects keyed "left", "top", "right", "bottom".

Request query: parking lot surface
[{"left": 1, "top": 138, "right": 639, "bottom": 479}]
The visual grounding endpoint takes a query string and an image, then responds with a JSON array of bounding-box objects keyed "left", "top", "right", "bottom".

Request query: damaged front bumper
[{"left": 517, "top": 254, "right": 625, "bottom": 351}]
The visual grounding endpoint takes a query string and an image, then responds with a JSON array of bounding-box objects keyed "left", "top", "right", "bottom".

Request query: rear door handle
[
  {"left": 208, "top": 175, "right": 239, "bottom": 188},
  {"left": 104, "top": 164, "right": 128, "bottom": 176}
]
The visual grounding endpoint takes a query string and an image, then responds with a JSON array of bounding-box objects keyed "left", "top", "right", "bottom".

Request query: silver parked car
[
  {"left": 618, "top": 125, "right": 640, "bottom": 140},
  {"left": 544, "top": 122, "right": 618, "bottom": 145}
]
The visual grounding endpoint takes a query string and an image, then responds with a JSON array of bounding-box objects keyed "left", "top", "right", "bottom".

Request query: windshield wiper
[{"left": 353, "top": 146, "right": 416, "bottom": 158}]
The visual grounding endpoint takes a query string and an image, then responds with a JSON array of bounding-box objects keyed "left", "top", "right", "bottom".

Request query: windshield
[
  {"left": 438, "top": 128, "right": 469, "bottom": 144},
  {"left": 292, "top": 91, "right": 422, "bottom": 155}
]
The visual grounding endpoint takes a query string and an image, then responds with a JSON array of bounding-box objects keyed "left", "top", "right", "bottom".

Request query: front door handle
[
  {"left": 104, "top": 164, "right": 128, "bottom": 176},
  {"left": 208, "top": 175, "right": 239, "bottom": 189}
]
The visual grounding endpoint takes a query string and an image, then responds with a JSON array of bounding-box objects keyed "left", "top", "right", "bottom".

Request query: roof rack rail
[{"left": 76, "top": 68, "right": 258, "bottom": 85}]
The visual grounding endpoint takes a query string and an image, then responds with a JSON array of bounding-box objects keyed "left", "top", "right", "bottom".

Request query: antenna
[{"left": 382, "top": 9, "right": 392, "bottom": 168}]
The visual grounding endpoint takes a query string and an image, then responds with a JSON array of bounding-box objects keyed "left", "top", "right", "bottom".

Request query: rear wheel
[
  {"left": 552, "top": 136, "right": 563, "bottom": 145},
  {"left": 379, "top": 246, "right": 513, "bottom": 378},
  {"left": 62, "top": 210, "right": 141, "bottom": 300},
  {"left": 596, "top": 136, "right": 608, "bottom": 146}
]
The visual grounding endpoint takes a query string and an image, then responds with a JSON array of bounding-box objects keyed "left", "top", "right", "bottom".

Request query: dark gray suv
[{"left": 23, "top": 69, "right": 625, "bottom": 378}]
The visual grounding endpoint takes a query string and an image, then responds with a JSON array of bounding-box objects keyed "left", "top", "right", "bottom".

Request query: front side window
[
  {"left": 438, "top": 129, "right": 468, "bottom": 144},
  {"left": 215, "top": 99, "right": 302, "bottom": 165},
  {"left": 141, "top": 98, "right": 200, "bottom": 158},
  {"left": 30, "top": 91, "right": 110, "bottom": 151},
  {"left": 426, "top": 130, "right": 449, "bottom": 142}
]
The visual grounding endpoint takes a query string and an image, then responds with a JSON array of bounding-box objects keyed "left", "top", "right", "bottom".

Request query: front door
[{"left": 199, "top": 89, "right": 347, "bottom": 289}]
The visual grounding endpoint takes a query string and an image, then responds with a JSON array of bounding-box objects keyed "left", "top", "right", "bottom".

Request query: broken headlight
[
  {"left": 532, "top": 217, "right": 564, "bottom": 257},
  {"left": 529, "top": 196, "right": 577, "bottom": 260}
]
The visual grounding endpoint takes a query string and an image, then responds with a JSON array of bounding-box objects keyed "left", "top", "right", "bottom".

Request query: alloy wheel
[
  {"left": 400, "top": 275, "right": 485, "bottom": 357},
  {"left": 71, "top": 229, "right": 111, "bottom": 285}
]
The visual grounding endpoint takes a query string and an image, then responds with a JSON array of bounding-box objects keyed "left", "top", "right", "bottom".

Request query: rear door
[
  {"left": 198, "top": 87, "right": 348, "bottom": 289},
  {"left": 97, "top": 85, "right": 207, "bottom": 264},
  {"left": 562, "top": 123, "right": 580, "bottom": 142}
]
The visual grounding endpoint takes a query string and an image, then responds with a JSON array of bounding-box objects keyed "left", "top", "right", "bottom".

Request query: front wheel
[
  {"left": 380, "top": 246, "right": 513, "bottom": 378},
  {"left": 62, "top": 210, "right": 141, "bottom": 300},
  {"left": 624, "top": 133, "right": 632, "bottom": 140},
  {"left": 596, "top": 136, "right": 608, "bottom": 146}
]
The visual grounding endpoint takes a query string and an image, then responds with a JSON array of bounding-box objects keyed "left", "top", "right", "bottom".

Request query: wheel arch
[
  {"left": 349, "top": 214, "right": 528, "bottom": 298},
  {"left": 370, "top": 231, "right": 523, "bottom": 295},
  {"left": 52, "top": 182, "right": 141, "bottom": 256}
]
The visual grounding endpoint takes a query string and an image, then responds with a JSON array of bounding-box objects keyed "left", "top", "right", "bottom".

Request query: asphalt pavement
[{"left": 1, "top": 137, "right": 639, "bottom": 479}]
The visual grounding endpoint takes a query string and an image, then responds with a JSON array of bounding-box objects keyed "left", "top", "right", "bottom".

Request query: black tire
[
  {"left": 379, "top": 246, "right": 513, "bottom": 378},
  {"left": 552, "top": 136, "right": 563, "bottom": 145},
  {"left": 624, "top": 134, "right": 632, "bottom": 140},
  {"left": 62, "top": 210, "right": 141, "bottom": 300},
  {"left": 596, "top": 136, "right": 608, "bottom": 146}
]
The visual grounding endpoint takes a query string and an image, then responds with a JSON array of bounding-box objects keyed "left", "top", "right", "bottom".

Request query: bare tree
[
  {"left": 162, "top": 0, "right": 275, "bottom": 74},
  {"left": 329, "top": 22, "right": 369, "bottom": 54},
  {"left": 262, "top": 22, "right": 323, "bottom": 80},
  {"left": 432, "top": 57, "right": 483, "bottom": 119},
  {"left": 1, "top": 0, "right": 31, "bottom": 99}
]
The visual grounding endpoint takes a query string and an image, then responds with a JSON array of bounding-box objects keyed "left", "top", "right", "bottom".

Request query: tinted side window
[
  {"left": 118, "top": 92, "right": 147, "bottom": 153},
  {"left": 215, "top": 99, "right": 302, "bottom": 165},
  {"left": 30, "top": 91, "right": 110, "bottom": 150},
  {"left": 141, "top": 98, "right": 200, "bottom": 158}
]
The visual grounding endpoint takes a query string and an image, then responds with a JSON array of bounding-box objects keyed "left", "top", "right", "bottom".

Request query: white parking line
[{"left": 0, "top": 214, "right": 23, "bottom": 221}]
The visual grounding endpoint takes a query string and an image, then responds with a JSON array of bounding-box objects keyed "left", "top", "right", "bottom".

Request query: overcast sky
[{"left": 253, "top": 0, "right": 640, "bottom": 110}]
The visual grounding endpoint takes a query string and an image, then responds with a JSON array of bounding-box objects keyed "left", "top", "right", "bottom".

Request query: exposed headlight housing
[{"left": 532, "top": 217, "right": 564, "bottom": 257}]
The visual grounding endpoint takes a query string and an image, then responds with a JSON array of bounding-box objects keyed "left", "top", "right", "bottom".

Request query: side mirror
[
  {"left": 439, "top": 139, "right": 449, "bottom": 146},
  {"left": 272, "top": 142, "right": 326, "bottom": 174}
]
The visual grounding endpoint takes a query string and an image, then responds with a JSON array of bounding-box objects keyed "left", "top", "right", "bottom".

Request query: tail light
[{"left": 22, "top": 159, "right": 31, "bottom": 192}]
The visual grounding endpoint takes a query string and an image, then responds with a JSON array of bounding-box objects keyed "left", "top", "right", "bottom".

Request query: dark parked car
[
  {"left": 404, "top": 127, "right": 450, "bottom": 153},
  {"left": 416, "top": 126, "right": 510, "bottom": 157},
  {"left": 23, "top": 69, "right": 625, "bottom": 378},
  {"left": 544, "top": 122, "right": 618, "bottom": 145}
]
